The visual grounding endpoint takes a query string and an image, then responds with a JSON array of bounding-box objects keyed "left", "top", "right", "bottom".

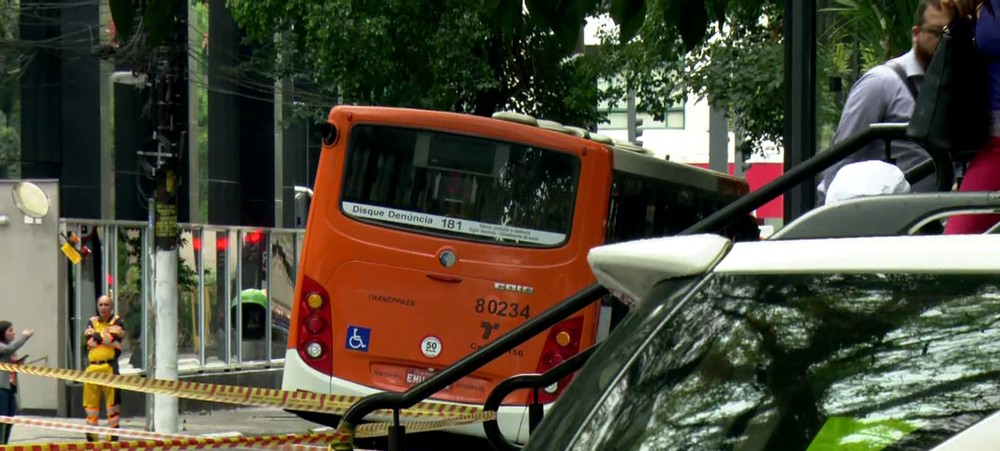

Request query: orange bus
[{"left": 282, "top": 106, "right": 753, "bottom": 442}]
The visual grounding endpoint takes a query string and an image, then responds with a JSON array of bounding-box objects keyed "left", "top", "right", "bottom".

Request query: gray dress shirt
[{"left": 819, "top": 50, "right": 934, "bottom": 203}]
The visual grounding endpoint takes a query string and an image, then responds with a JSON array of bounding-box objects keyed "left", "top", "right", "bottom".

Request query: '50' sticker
[{"left": 421, "top": 336, "right": 442, "bottom": 358}]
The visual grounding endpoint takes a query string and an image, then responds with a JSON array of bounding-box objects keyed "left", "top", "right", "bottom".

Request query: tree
[
  {"left": 0, "top": 0, "right": 20, "bottom": 178},
  {"left": 564, "top": 0, "right": 918, "bottom": 153},
  {"left": 118, "top": 0, "right": 920, "bottom": 157},
  {"left": 819, "top": 0, "right": 919, "bottom": 134},
  {"left": 578, "top": 0, "right": 786, "bottom": 152},
  {"left": 497, "top": 0, "right": 738, "bottom": 55},
  {"left": 0, "top": 109, "right": 17, "bottom": 178},
  {"left": 227, "top": 0, "right": 607, "bottom": 126}
]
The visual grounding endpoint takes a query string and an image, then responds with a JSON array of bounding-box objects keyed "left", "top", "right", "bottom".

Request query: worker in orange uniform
[{"left": 83, "top": 295, "right": 125, "bottom": 441}]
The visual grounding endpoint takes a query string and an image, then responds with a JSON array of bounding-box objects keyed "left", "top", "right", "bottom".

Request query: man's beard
[{"left": 915, "top": 45, "right": 933, "bottom": 70}]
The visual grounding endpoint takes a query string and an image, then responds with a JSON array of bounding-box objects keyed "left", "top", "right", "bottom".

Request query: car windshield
[{"left": 571, "top": 273, "right": 1000, "bottom": 451}]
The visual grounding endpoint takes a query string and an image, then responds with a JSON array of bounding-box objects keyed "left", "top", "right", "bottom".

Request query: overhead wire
[{"left": 1, "top": 1, "right": 343, "bottom": 112}]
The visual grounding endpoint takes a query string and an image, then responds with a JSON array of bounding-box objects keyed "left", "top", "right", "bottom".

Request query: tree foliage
[
  {"left": 105, "top": 0, "right": 925, "bottom": 155},
  {"left": 817, "top": 0, "right": 918, "bottom": 131},
  {"left": 570, "top": 0, "right": 919, "bottom": 153},
  {"left": 582, "top": 0, "right": 786, "bottom": 152},
  {"left": 226, "top": 0, "right": 607, "bottom": 126},
  {"left": 501, "top": 0, "right": 733, "bottom": 53},
  {"left": 0, "top": 0, "right": 19, "bottom": 177}
]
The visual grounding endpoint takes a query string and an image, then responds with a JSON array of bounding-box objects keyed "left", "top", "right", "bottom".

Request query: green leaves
[
  {"left": 107, "top": 0, "right": 181, "bottom": 48},
  {"left": 650, "top": 0, "right": 712, "bottom": 53},
  {"left": 144, "top": 0, "right": 178, "bottom": 48},
  {"left": 607, "top": 0, "right": 724, "bottom": 51},
  {"left": 492, "top": 0, "right": 522, "bottom": 37},
  {"left": 674, "top": 0, "right": 709, "bottom": 52},
  {"left": 228, "top": 0, "right": 607, "bottom": 126},
  {"left": 710, "top": 0, "right": 729, "bottom": 22},
  {"left": 109, "top": 0, "right": 136, "bottom": 43},
  {"left": 524, "top": 0, "right": 596, "bottom": 53},
  {"left": 610, "top": 0, "right": 647, "bottom": 43},
  {"left": 824, "top": 0, "right": 918, "bottom": 61},
  {"left": 496, "top": 0, "right": 729, "bottom": 53},
  {"left": 588, "top": 0, "right": 786, "bottom": 153}
]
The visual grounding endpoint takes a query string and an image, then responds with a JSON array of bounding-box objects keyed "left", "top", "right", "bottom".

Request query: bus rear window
[{"left": 341, "top": 125, "right": 581, "bottom": 247}]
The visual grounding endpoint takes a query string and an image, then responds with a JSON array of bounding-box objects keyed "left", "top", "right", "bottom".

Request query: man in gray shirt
[{"left": 819, "top": 0, "right": 952, "bottom": 203}]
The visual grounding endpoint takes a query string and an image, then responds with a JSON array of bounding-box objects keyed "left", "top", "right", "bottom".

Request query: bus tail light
[
  {"left": 533, "top": 316, "right": 584, "bottom": 404},
  {"left": 297, "top": 275, "right": 333, "bottom": 375}
]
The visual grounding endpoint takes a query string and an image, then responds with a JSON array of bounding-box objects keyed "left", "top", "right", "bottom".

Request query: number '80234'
[{"left": 475, "top": 298, "right": 530, "bottom": 319}]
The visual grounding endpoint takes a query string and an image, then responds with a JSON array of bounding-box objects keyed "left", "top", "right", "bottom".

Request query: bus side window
[
  {"left": 606, "top": 173, "right": 653, "bottom": 243},
  {"left": 606, "top": 179, "right": 621, "bottom": 242},
  {"left": 651, "top": 187, "right": 669, "bottom": 237},
  {"left": 642, "top": 185, "right": 658, "bottom": 238}
]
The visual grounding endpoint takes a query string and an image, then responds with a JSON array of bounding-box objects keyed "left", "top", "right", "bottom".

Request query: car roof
[
  {"left": 589, "top": 234, "right": 1000, "bottom": 308},
  {"left": 716, "top": 234, "right": 1000, "bottom": 274}
]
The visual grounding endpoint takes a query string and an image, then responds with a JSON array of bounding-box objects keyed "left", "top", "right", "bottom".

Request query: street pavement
[{"left": 8, "top": 407, "right": 494, "bottom": 450}]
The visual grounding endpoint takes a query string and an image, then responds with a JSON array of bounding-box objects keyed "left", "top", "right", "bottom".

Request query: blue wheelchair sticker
[{"left": 345, "top": 325, "right": 371, "bottom": 352}]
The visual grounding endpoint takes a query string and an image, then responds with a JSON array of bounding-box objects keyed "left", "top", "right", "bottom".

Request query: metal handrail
[
  {"left": 333, "top": 123, "right": 955, "bottom": 451},
  {"left": 481, "top": 346, "right": 598, "bottom": 451}
]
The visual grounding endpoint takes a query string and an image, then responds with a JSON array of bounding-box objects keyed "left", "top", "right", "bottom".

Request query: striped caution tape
[
  {"left": 0, "top": 432, "right": 349, "bottom": 451},
  {"left": 0, "top": 412, "right": 496, "bottom": 451},
  {"left": 364, "top": 411, "right": 496, "bottom": 436},
  {"left": 0, "top": 416, "right": 326, "bottom": 450},
  {"left": 0, "top": 363, "right": 481, "bottom": 419}
]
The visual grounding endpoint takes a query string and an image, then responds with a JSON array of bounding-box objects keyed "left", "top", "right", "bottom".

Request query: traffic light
[
  {"left": 627, "top": 114, "right": 644, "bottom": 147},
  {"left": 736, "top": 140, "right": 753, "bottom": 176},
  {"left": 634, "top": 118, "right": 643, "bottom": 147}
]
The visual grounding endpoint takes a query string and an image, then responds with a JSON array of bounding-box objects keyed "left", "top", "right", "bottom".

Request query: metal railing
[{"left": 61, "top": 219, "right": 304, "bottom": 375}]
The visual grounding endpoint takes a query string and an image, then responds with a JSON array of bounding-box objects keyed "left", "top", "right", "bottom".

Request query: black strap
[
  {"left": 888, "top": 62, "right": 919, "bottom": 101},
  {"left": 882, "top": 61, "right": 920, "bottom": 164}
]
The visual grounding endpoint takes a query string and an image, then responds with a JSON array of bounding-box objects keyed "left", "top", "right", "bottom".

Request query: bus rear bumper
[
  {"left": 281, "top": 348, "right": 333, "bottom": 394},
  {"left": 281, "top": 349, "right": 534, "bottom": 444}
]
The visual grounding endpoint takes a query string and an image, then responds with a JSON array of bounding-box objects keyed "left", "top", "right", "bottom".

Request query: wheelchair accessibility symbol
[{"left": 345, "top": 325, "right": 371, "bottom": 352}]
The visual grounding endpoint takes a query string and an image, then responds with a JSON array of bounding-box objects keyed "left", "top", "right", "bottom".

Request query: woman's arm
[{"left": 0, "top": 334, "right": 30, "bottom": 357}]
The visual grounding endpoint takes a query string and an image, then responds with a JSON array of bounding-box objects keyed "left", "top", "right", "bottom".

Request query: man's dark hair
[{"left": 915, "top": 0, "right": 942, "bottom": 26}]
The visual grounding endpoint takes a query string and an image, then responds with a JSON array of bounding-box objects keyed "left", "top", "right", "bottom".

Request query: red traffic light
[{"left": 244, "top": 230, "right": 263, "bottom": 245}]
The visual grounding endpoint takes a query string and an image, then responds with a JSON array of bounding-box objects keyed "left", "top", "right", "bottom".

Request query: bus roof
[
  {"left": 486, "top": 109, "right": 747, "bottom": 193},
  {"left": 327, "top": 106, "right": 606, "bottom": 160},
  {"left": 326, "top": 105, "right": 746, "bottom": 194},
  {"left": 611, "top": 146, "right": 748, "bottom": 193}
]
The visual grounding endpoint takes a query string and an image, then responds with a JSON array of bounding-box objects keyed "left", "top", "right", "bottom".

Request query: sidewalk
[
  {"left": 6, "top": 408, "right": 491, "bottom": 450},
  {"left": 9, "top": 407, "right": 319, "bottom": 444}
]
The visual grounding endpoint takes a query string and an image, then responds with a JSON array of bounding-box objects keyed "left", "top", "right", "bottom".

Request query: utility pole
[
  {"left": 150, "top": 59, "right": 181, "bottom": 433},
  {"left": 114, "top": 0, "right": 187, "bottom": 433},
  {"left": 783, "top": 0, "right": 817, "bottom": 222},
  {"left": 626, "top": 88, "right": 643, "bottom": 146},
  {"left": 730, "top": 113, "right": 752, "bottom": 178},
  {"left": 151, "top": 4, "right": 186, "bottom": 433},
  {"left": 708, "top": 105, "right": 729, "bottom": 174}
]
